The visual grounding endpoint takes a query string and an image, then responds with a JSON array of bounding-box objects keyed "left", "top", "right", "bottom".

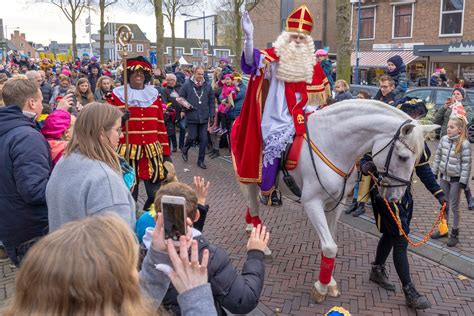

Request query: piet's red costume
[{"left": 107, "top": 57, "right": 170, "bottom": 184}]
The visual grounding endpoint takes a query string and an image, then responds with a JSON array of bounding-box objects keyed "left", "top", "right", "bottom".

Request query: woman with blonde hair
[
  {"left": 4, "top": 213, "right": 216, "bottom": 315},
  {"left": 46, "top": 102, "right": 136, "bottom": 232},
  {"left": 94, "top": 75, "right": 114, "bottom": 102},
  {"left": 75, "top": 77, "right": 95, "bottom": 106}
]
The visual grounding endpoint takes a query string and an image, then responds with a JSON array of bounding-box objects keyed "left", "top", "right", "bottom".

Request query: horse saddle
[{"left": 280, "top": 135, "right": 305, "bottom": 197}]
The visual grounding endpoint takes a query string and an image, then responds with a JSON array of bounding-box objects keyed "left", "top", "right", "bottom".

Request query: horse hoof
[
  {"left": 263, "top": 246, "right": 272, "bottom": 257},
  {"left": 311, "top": 285, "right": 326, "bottom": 303},
  {"left": 327, "top": 284, "right": 340, "bottom": 298}
]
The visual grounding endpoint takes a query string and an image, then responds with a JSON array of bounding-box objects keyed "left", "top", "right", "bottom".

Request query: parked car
[
  {"left": 404, "top": 87, "right": 474, "bottom": 109},
  {"left": 349, "top": 84, "right": 379, "bottom": 99}
]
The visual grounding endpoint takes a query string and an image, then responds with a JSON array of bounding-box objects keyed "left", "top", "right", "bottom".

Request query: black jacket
[
  {"left": 179, "top": 79, "right": 215, "bottom": 124},
  {"left": 0, "top": 106, "right": 51, "bottom": 247},
  {"left": 161, "top": 84, "right": 183, "bottom": 117},
  {"left": 40, "top": 81, "right": 53, "bottom": 106},
  {"left": 162, "top": 235, "right": 265, "bottom": 315}
]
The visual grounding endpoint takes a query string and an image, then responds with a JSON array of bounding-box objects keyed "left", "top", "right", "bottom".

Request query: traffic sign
[{"left": 91, "top": 34, "right": 114, "bottom": 41}]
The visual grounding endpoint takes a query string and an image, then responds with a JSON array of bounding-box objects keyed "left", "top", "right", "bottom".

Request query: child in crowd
[
  {"left": 386, "top": 55, "right": 408, "bottom": 100},
  {"left": 316, "top": 49, "right": 334, "bottom": 90},
  {"left": 164, "top": 101, "right": 178, "bottom": 152},
  {"left": 3, "top": 213, "right": 217, "bottom": 315},
  {"left": 334, "top": 79, "right": 353, "bottom": 102},
  {"left": 75, "top": 77, "right": 95, "bottom": 106},
  {"left": 94, "top": 76, "right": 113, "bottom": 102},
  {"left": 49, "top": 74, "right": 71, "bottom": 105},
  {"left": 143, "top": 181, "right": 268, "bottom": 316},
  {"left": 214, "top": 74, "right": 237, "bottom": 136},
  {"left": 41, "top": 109, "right": 75, "bottom": 167},
  {"left": 431, "top": 115, "right": 471, "bottom": 247}
]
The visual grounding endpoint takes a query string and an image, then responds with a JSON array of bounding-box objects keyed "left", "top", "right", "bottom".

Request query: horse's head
[{"left": 371, "top": 121, "right": 439, "bottom": 202}]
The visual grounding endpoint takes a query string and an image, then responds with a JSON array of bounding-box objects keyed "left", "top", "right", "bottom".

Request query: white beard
[{"left": 274, "top": 32, "right": 315, "bottom": 83}]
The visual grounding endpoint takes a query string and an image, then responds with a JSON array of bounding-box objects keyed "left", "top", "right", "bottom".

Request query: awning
[
  {"left": 178, "top": 56, "right": 190, "bottom": 65},
  {"left": 351, "top": 50, "right": 420, "bottom": 68}
]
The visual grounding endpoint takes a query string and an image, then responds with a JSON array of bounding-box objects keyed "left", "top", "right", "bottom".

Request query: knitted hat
[
  {"left": 219, "top": 57, "right": 230, "bottom": 64},
  {"left": 387, "top": 55, "right": 404, "bottom": 69},
  {"left": 453, "top": 87, "right": 466, "bottom": 99},
  {"left": 91, "top": 56, "right": 97, "bottom": 61},
  {"left": 223, "top": 73, "right": 234, "bottom": 80},
  {"left": 41, "top": 110, "right": 71, "bottom": 140},
  {"left": 61, "top": 68, "right": 71, "bottom": 76},
  {"left": 316, "top": 49, "right": 328, "bottom": 57}
]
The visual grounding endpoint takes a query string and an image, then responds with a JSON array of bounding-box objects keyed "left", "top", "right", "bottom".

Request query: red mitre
[{"left": 286, "top": 5, "right": 314, "bottom": 35}]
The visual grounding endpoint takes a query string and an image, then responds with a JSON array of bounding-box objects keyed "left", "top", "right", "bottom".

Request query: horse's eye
[{"left": 398, "top": 155, "right": 409, "bottom": 162}]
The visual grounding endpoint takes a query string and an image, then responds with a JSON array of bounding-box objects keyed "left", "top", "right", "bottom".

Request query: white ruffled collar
[{"left": 113, "top": 84, "right": 159, "bottom": 107}]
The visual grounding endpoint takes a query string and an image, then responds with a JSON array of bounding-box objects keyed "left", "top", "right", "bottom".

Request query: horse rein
[
  {"left": 303, "top": 118, "right": 414, "bottom": 212},
  {"left": 371, "top": 119, "right": 414, "bottom": 188}
]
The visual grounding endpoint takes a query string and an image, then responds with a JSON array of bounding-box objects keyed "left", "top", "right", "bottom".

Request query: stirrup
[{"left": 259, "top": 189, "right": 282, "bottom": 206}]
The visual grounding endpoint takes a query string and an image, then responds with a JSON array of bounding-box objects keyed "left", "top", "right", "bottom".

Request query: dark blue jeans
[
  {"left": 178, "top": 118, "right": 186, "bottom": 149},
  {"left": 183, "top": 122, "right": 208, "bottom": 163},
  {"left": 5, "top": 239, "right": 37, "bottom": 267}
]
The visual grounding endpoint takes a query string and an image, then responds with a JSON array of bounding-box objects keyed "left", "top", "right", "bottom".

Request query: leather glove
[
  {"left": 163, "top": 155, "right": 172, "bottom": 163},
  {"left": 121, "top": 109, "right": 130, "bottom": 125},
  {"left": 436, "top": 193, "right": 448, "bottom": 206},
  {"left": 209, "top": 116, "right": 215, "bottom": 126},
  {"left": 360, "top": 161, "right": 377, "bottom": 176}
]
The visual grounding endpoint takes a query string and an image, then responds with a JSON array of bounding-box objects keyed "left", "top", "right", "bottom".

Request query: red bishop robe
[
  {"left": 231, "top": 47, "right": 330, "bottom": 183},
  {"left": 107, "top": 90, "right": 170, "bottom": 183}
]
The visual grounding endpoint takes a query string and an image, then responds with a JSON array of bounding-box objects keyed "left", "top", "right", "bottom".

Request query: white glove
[{"left": 241, "top": 11, "right": 254, "bottom": 66}]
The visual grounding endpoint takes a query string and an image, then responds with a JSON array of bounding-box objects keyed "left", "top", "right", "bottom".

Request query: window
[
  {"left": 360, "top": 7, "right": 376, "bottom": 39},
  {"left": 435, "top": 90, "right": 453, "bottom": 107},
  {"left": 136, "top": 44, "right": 144, "bottom": 52},
  {"left": 214, "top": 49, "right": 230, "bottom": 58},
  {"left": 393, "top": 4, "right": 413, "bottom": 38},
  {"left": 127, "top": 44, "right": 133, "bottom": 52},
  {"left": 116, "top": 44, "right": 123, "bottom": 51},
  {"left": 175, "top": 48, "right": 184, "bottom": 57},
  {"left": 440, "top": 0, "right": 464, "bottom": 36},
  {"left": 192, "top": 49, "right": 202, "bottom": 57},
  {"left": 405, "top": 89, "right": 432, "bottom": 104}
]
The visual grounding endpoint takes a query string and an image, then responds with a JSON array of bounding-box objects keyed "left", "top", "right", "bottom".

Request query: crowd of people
[{"left": 0, "top": 5, "right": 472, "bottom": 313}]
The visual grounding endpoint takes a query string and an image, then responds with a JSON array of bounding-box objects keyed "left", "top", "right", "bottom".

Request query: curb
[{"left": 217, "top": 156, "right": 474, "bottom": 279}]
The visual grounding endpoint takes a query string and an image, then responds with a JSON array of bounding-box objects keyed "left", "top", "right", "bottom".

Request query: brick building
[
  {"left": 351, "top": 0, "right": 474, "bottom": 87},
  {"left": 104, "top": 23, "right": 151, "bottom": 61},
  {"left": 249, "top": 0, "right": 337, "bottom": 52},
  {"left": 10, "top": 30, "right": 38, "bottom": 59}
]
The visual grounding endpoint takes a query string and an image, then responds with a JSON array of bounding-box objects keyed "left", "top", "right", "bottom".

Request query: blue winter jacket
[
  {"left": 227, "top": 81, "right": 247, "bottom": 120},
  {"left": 0, "top": 105, "right": 51, "bottom": 247}
]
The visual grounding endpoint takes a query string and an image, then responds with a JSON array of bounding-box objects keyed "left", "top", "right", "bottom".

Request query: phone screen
[{"left": 162, "top": 202, "right": 186, "bottom": 241}]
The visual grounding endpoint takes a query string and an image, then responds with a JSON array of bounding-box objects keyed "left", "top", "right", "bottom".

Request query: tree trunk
[
  {"left": 154, "top": 0, "right": 165, "bottom": 67},
  {"left": 72, "top": 10, "right": 77, "bottom": 59},
  {"left": 171, "top": 19, "right": 176, "bottom": 64},
  {"left": 100, "top": 0, "right": 105, "bottom": 61},
  {"left": 234, "top": 0, "right": 242, "bottom": 71},
  {"left": 336, "top": 0, "right": 351, "bottom": 83}
]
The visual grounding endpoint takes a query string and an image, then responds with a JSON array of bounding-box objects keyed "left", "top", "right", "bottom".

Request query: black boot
[
  {"left": 464, "top": 188, "right": 474, "bottom": 210},
  {"left": 352, "top": 202, "right": 366, "bottom": 217},
  {"left": 403, "top": 282, "right": 431, "bottom": 310},
  {"left": 447, "top": 228, "right": 459, "bottom": 247},
  {"left": 344, "top": 199, "right": 358, "bottom": 214},
  {"left": 369, "top": 262, "right": 396, "bottom": 291}
]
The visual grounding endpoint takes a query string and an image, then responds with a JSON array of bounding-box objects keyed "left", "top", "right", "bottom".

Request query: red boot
[{"left": 244, "top": 208, "right": 262, "bottom": 227}]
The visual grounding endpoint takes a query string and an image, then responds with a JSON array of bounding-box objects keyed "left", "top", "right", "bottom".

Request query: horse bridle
[
  {"left": 303, "top": 118, "right": 415, "bottom": 212},
  {"left": 371, "top": 119, "right": 415, "bottom": 188}
]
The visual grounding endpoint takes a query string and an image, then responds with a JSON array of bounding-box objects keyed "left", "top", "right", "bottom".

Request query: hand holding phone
[
  {"left": 152, "top": 212, "right": 193, "bottom": 252},
  {"left": 161, "top": 195, "right": 187, "bottom": 244}
]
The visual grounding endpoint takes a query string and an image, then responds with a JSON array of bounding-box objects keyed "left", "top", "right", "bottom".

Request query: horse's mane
[{"left": 320, "top": 100, "right": 425, "bottom": 159}]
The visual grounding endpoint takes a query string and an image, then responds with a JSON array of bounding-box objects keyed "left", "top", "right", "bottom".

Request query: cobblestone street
[{"left": 2, "top": 146, "right": 474, "bottom": 315}]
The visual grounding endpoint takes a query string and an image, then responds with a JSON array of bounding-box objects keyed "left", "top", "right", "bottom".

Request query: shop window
[
  {"left": 393, "top": 4, "right": 413, "bottom": 38},
  {"left": 136, "top": 44, "right": 144, "bottom": 52},
  {"left": 440, "top": 0, "right": 464, "bottom": 36},
  {"left": 360, "top": 7, "right": 375, "bottom": 39}
]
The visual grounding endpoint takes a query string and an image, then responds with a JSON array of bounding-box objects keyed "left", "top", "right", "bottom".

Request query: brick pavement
[{"left": 1, "top": 146, "right": 474, "bottom": 315}]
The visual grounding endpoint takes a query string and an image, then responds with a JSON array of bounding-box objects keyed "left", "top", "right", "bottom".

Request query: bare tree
[
  {"left": 335, "top": 0, "right": 351, "bottom": 83},
  {"left": 163, "top": 0, "right": 196, "bottom": 64},
  {"left": 43, "top": 0, "right": 88, "bottom": 58},
  {"left": 98, "top": 0, "right": 118, "bottom": 61}
]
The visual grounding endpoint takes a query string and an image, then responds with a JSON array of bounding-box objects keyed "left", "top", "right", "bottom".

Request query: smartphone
[{"left": 161, "top": 195, "right": 187, "bottom": 243}]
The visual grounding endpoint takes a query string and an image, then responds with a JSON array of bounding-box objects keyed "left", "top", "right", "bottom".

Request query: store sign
[
  {"left": 463, "top": 71, "right": 474, "bottom": 82},
  {"left": 448, "top": 41, "right": 474, "bottom": 55},
  {"left": 373, "top": 43, "right": 424, "bottom": 51}
]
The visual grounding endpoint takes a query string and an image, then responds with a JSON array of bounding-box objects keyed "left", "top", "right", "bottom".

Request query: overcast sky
[{"left": 1, "top": 0, "right": 215, "bottom": 45}]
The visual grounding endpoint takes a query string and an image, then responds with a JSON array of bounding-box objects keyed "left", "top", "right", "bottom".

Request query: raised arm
[{"left": 242, "top": 11, "right": 254, "bottom": 67}]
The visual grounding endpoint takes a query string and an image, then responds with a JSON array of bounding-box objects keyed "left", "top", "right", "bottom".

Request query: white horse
[{"left": 236, "top": 100, "right": 438, "bottom": 303}]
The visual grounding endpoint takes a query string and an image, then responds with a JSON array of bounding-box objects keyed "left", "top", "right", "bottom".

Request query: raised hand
[
  {"left": 247, "top": 224, "right": 270, "bottom": 252},
  {"left": 241, "top": 11, "right": 254, "bottom": 40},
  {"left": 166, "top": 237, "right": 210, "bottom": 294},
  {"left": 194, "top": 176, "right": 210, "bottom": 205}
]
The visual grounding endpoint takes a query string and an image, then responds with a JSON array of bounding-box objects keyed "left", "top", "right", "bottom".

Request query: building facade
[
  {"left": 104, "top": 23, "right": 151, "bottom": 61},
  {"left": 9, "top": 30, "right": 38, "bottom": 59},
  {"left": 351, "top": 0, "right": 474, "bottom": 87},
  {"left": 249, "top": 0, "right": 337, "bottom": 52}
]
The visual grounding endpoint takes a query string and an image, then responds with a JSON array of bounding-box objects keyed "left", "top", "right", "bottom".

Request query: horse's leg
[
  {"left": 324, "top": 204, "right": 345, "bottom": 298},
  {"left": 304, "top": 198, "right": 338, "bottom": 304}
]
